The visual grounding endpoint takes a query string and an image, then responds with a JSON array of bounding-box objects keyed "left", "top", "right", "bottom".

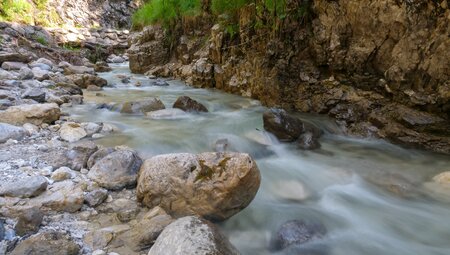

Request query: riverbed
[{"left": 68, "top": 63, "right": 450, "bottom": 255}]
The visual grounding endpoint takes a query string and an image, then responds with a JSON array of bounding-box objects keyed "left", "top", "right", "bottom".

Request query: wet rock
[
  {"left": 10, "top": 231, "right": 80, "bottom": 255},
  {"left": 63, "top": 65, "right": 94, "bottom": 75},
  {"left": 137, "top": 152, "right": 261, "bottom": 221},
  {"left": 87, "top": 85, "right": 102, "bottom": 91},
  {"left": 173, "top": 96, "right": 208, "bottom": 113},
  {"left": 263, "top": 109, "right": 303, "bottom": 142},
  {"left": 108, "top": 55, "right": 125, "bottom": 63},
  {"left": 22, "top": 88, "right": 46, "bottom": 103},
  {"left": 1, "top": 61, "right": 26, "bottom": 71},
  {"left": 271, "top": 220, "right": 326, "bottom": 251},
  {"left": 51, "top": 167, "right": 74, "bottom": 181},
  {"left": 88, "top": 149, "right": 142, "bottom": 190},
  {"left": 84, "top": 188, "right": 108, "bottom": 207},
  {"left": 18, "top": 66, "right": 34, "bottom": 80},
  {"left": 81, "top": 122, "right": 102, "bottom": 136},
  {"left": 31, "top": 180, "right": 84, "bottom": 213},
  {"left": 0, "top": 123, "right": 27, "bottom": 143},
  {"left": 298, "top": 132, "right": 321, "bottom": 150},
  {"left": 117, "top": 214, "right": 174, "bottom": 251},
  {"left": 0, "top": 176, "right": 47, "bottom": 198},
  {"left": 59, "top": 122, "right": 87, "bottom": 143},
  {"left": 272, "top": 180, "right": 310, "bottom": 202},
  {"left": 87, "top": 147, "right": 116, "bottom": 169},
  {"left": 0, "top": 103, "right": 60, "bottom": 125},
  {"left": 65, "top": 140, "right": 98, "bottom": 171},
  {"left": 148, "top": 216, "right": 239, "bottom": 255},
  {"left": 145, "top": 108, "right": 188, "bottom": 119},
  {"left": 94, "top": 61, "right": 112, "bottom": 72},
  {"left": 14, "top": 207, "right": 43, "bottom": 236},
  {"left": 120, "top": 98, "right": 165, "bottom": 114}
]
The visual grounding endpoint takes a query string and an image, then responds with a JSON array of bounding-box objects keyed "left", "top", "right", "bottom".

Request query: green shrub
[
  {"left": 132, "top": 0, "right": 202, "bottom": 29},
  {"left": 0, "top": 0, "right": 34, "bottom": 24},
  {"left": 34, "top": 35, "right": 48, "bottom": 46}
]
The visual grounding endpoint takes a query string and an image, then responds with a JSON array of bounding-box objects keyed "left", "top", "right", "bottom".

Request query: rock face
[
  {"left": 148, "top": 216, "right": 240, "bottom": 255},
  {"left": 0, "top": 103, "right": 60, "bottom": 125},
  {"left": 173, "top": 96, "right": 208, "bottom": 113},
  {"left": 120, "top": 98, "right": 166, "bottom": 114},
  {"left": 10, "top": 231, "right": 80, "bottom": 255},
  {"left": 137, "top": 152, "right": 261, "bottom": 221},
  {"left": 88, "top": 149, "right": 142, "bottom": 190},
  {"left": 128, "top": 1, "right": 450, "bottom": 154},
  {"left": 271, "top": 220, "right": 327, "bottom": 251},
  {"left": 0, "top": 123, "right": 27, "bottom": 143},
  {"left": 0, "top": 176, "right": 47, "bottom": 198}
]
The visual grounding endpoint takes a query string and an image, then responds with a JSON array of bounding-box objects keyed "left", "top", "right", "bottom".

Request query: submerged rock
[
  {"left": 271, "top": 220, "right": 327, "bottom": 251},
  {"left": 432, "top": 171, "right": 450, "bottom": 185},
  {"left": 145, "top": 108, "right": 188, "bottom": 119},
  {"left": 0, "top": 103, "right": 60, "bottom": 125},
  {"left": 10, "top": 231, "right": 80, "bottom": 255},
  {"left": 173, "top": 96, "right": 208, "bottom": 113},
  {"left": 137, "top": 152, "right": 261, "bottom": 221},
  {"left": 263, "top": 108, "right": 304, "bottom": 142},
  {"left": 148, "top": 216, "right": 240, "bottom": 255},
  {"left": 88, "top": 149, "right": 142, "bottom": 190},
  {"left": 120, "top": 98, "right": 165, "bottom": 114}
]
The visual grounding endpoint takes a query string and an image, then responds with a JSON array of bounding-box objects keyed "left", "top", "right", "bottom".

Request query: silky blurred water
[{"left": 67, "top": 63, "right": 450, "bottom": 255}]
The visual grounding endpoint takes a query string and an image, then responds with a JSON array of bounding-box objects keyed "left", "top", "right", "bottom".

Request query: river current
[{"left": 68, "top": 63, "right": 450, "bottom": 255}]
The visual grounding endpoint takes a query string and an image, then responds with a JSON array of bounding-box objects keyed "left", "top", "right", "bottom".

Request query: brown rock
[
  {"left": 0, "top": 103, "right": 60, "bottom": 125},
  {"left": 172, "top": 96, "right": 208, "bottom": 113}
]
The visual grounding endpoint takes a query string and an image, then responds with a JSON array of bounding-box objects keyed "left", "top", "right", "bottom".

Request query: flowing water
[{"left": 68, "top": 63, "right": 450, "bottom": 255}]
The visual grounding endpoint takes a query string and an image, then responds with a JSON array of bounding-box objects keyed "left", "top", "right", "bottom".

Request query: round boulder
[
  {"left": 87, "top": 149, "right": 142, "bottom": 190},
  {"left": 137, "top": 152, "right": 261, "bottom": 221},
  {"left": 271, "top": 220, "right": 326, "bottom": 251},
  {"left": 148, "top": 216, "right": 239, "bottom": 255},
  {"left": 172, "top": 96, "right": 208, "bottom": 113}
]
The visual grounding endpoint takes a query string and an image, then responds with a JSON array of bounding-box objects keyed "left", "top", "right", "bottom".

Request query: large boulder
[
  {"left": 120, "top": 98, "right": 165, "bottom": 114},
  {"left": 0, "top": 176, "right": 47, "bottom": 198},
  {"left": 137, "top": 152, "right": 261, "bottom": 221},
  {"left": 0, "top": 123, "right": 27, "bottom": 143},
  {"left": 0, "top": 103, "right": 60, "bottom": 125},
  {"left": 148, "top": 216, "right": 239, "bottom": 255},
  {"left": 173, "top": 96, "right": 208, "bottom": 113},
  {"left": 10, "top": 231, "right": 80, "bottom": 255},
  {"left": 88, "top": 149, "right": 142, "bottom": 190}
]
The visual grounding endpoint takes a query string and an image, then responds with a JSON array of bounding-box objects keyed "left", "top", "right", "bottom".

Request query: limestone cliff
[{"left": 128, "top": 0, "right": 450, "bottom": 154}]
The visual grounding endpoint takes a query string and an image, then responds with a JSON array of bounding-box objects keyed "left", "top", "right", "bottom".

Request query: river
[{"left": 68, "top": 63, "right": 450, "bottom": 255}]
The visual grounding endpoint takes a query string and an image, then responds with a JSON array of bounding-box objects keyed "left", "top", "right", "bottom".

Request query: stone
[
  {"left": 0, "top": 68, "right": 15, "bottom": 80},
  {"left": 63, "top": 65, "right": 95, "bottom": 75},
  {"left": 31, "top": 180, "right": 84, "bottom": 213},
  {"left": 14, "top": 207, "right": 43, "bottom": 236},
  {"left": 145, "top": 108, "right": 188, "bottom": 119},
  {"left": 297, "top": 123, "right": 323, "bottom": 150},
  {"left": 432, "top": 171, "right": 450, "bottom": 185},
  {"left": 92, "top": 250, "right": 107, "bottom": 255},
  {"left": 23, "top": 123, "right": 40, "bottom": 135},
  {"left": 55, "top": 82, "right": 83, "bottom": 95},
  {"left": 120, "top": 98, "right": 165, "bottom": 114},
  {"left": 88, "top": 149, "right": 142, "bottom": 190},
  {"left": 31, "top": 67, "right": 50, "bottom": 81},
  {"left": 1, "top": 61, "right": 26, "bottom": 71},
  {"left": 271, "top": 220, "right": 326, "bottom": 251},
  {"left": 81, "top": 122, "right": 102, "bottom": 136},
  {"left": 94, "top": 61, "right": 112, "bottom": 72},
  {"left": 51, "top": 167, "right": 74, "bottom": 181},
  {"left": 137, "top": 152, "right": 261, "bottom": 221},
  {"left": 0, "top": 103, "right": 60, "bottom": 125},
  {"left": 148, "top": 216, "right": 239, "bottom": 255},
  {"left": 85, "top": 188, "right": 108, "bottom": 207},
  {"left": 0, "top": 52, "right": 30, "bottom": 64},
  {"left": 65, "top": 74, "right": 108, "bottom": 89},
  {"left": 33, "top": 58, "right": 54, "bottom": 67},
  {"left": 87, "top": 147, "right": 116, "bottom": 169},
  {"left": 104, "top": 198, "right": 140, "bottom": 222},
  {"left": 0, "top": 176, "right": 47, "bottom": 198},
  {"left": 60, "top": 122, "right": 87, "bottom": 143},
  {"left": 0, "top": 123, "right": 27, "bottom": 143},
  {"left": 87, "top": 85, "right": 102, "bottom": 91},
  {"left": 65, "top": 140, "right": 98, "bottom": 170},
  {"left": 22, "top": 88, "right": 46, "bottom": 103},
  {"left": 118, "top": 214, "right": 174, "bottom": 252},
  {"left": 173, "top": 96, "right": 208, "bottom": 113},
  {"left": 18, "top": 66, "right": 34, "bottom": 80},
  {"left": 108, "top": 55, "right": 125, "bottom": 63},
  {"left": 263, "top": 109, "right": 304, "bottom": 142},
  {"left": 272, "top": 180, "right": 309, "bottom": 202},
  {"left": 10, "top": 231, "right": 79, "bottom": 255}
]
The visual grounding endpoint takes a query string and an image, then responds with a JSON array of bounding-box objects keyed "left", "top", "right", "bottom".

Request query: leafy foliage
[{"left": 0, "top": 0, "right": 34, "bottom": 24}]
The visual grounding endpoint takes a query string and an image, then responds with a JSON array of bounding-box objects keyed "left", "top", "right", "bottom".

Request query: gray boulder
[
  {"left": 18, "top": 66, "right": 34, "bottom": 80},
  {"left": 271, "top": 220, "right": 327, "bottom": 251},
  {"left": 66, "top": 141, "right": 98, "bottom": 171},
  {"left": 0, "top": 123, "right": 27, "bottom": 143},
  {"left": 120, "top": 98, "right": 165, "bottom": 114},
  {"left": 173, "top": 96, "right": 208, "bottom": 113},
  {"left": 31, "top": 67, "right": 50, "bottom": 81},
  {"left": 0, "top": 176, "right": 47, "bottom": 198},
  {"left": 1, "top": 61, "right": 27, "bottom": 71},
  {"left": 148, "top": 216, "right": 239, "bottom": 255},
  {"left": 22, "top": 88, "right": 46, "bottom": 103},
  {"left": 88, "top": 149, "right": 142, "bottom": 190}
]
